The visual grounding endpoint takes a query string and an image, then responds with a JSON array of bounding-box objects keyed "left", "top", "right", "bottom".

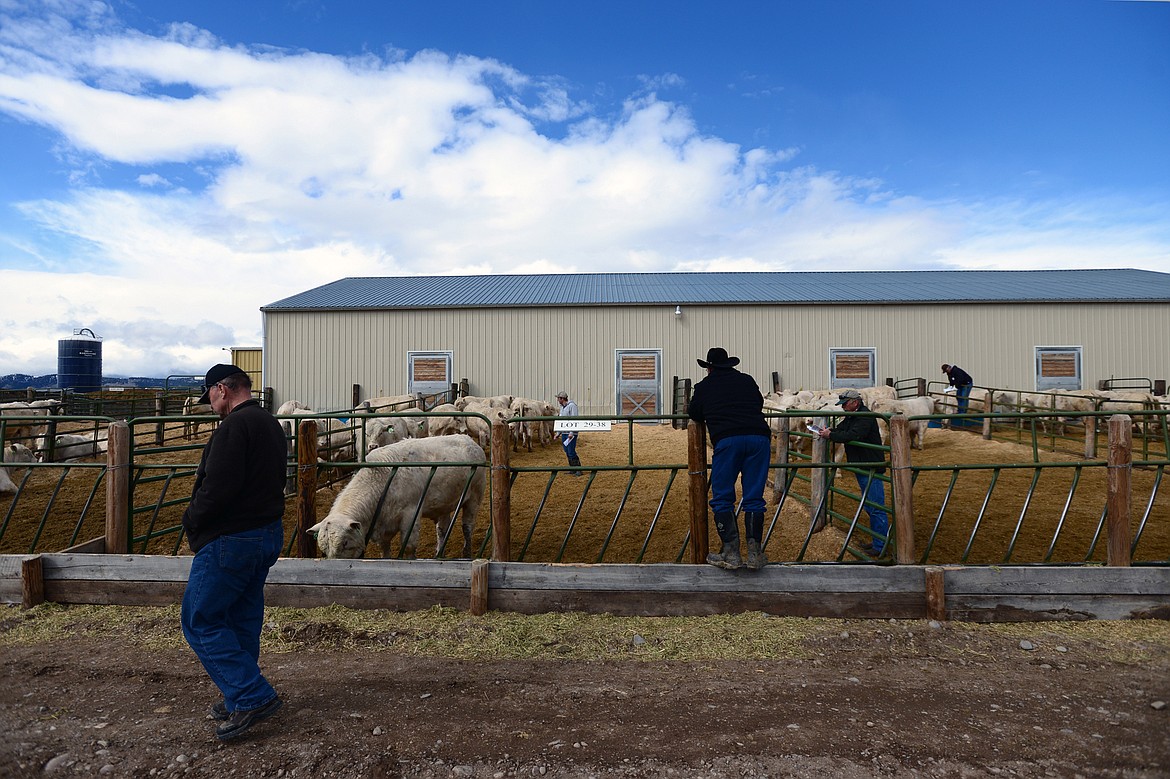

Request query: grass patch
[{"left": 3, "top": 603, "right": 1168, "bottom": 663}]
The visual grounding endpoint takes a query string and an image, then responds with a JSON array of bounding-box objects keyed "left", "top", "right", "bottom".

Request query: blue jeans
[
  {"left": 854, "top": 470, "right": 889, "bottom": 550},
  {"left": 955, "top": 384, "right": 972, "bottom": 426},
  {"left": 182, "top": 520, "right": 283, "bottom": 712},
  {"left": 562, "top": 432, "right": 579, "bottom": 465},
  {"left": 709, "top": 434, "right": 771, "bottom": 515}
]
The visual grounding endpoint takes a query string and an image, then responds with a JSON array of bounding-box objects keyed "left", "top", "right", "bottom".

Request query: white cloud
[
  {"left": 0, "top": 3, "right": 1167, "bottom": 377},
  {"left": 135, "top": 173, "right": 170, "bottom": 188}
]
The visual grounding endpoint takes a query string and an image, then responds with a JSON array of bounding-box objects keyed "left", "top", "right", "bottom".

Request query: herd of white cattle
[
  {"left": 271, "top": 393, "right": 560, "bottom": 463},
  {"left": 1, "top": 399, "right": 109, "bottom": 493},
  {"left": 764, "top": 385, "right": 1168, "bottom": 452}
]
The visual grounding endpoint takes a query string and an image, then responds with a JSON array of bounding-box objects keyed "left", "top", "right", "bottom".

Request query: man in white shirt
[{"left": 556, "top": 390, "right": 582, "bottom": 475}]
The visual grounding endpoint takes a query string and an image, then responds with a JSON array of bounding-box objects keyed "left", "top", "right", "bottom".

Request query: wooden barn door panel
[
  {"left": 616, "top": 351, "right": 660, "bottom": 418},
  {"left": 1036, "top": 347, "right": 1082, "bottom": 391},
  {"left": 830, "top": 348, "right": 876, "bottom": 389},
  {"left": 408, "top": 352, "right": 452, "bottom": 408}
]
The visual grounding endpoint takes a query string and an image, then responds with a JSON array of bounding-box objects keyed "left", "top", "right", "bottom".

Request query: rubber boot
[
  {"left": 744, "top": 511, "right": 769, "bottom": 570},
  {"left": 568, "top": 454, "right": 583, "bottom": 477},
  {"left": 706, "top": 512, "right": 742, "bottom": 569}
]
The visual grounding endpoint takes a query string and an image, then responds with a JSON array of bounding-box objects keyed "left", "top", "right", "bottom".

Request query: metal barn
[{"left": 260, "top": 269, "right": 1170, "bottom": 415}]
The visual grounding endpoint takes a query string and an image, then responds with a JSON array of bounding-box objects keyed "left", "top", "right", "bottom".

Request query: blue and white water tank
[{"left": 57, "top": 328, "right": 103, "bottom": 391}]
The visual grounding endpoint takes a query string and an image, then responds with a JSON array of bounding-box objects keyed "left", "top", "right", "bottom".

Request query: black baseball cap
[{"left": 198, "top": 364, "right": 247, "bottom": 404}]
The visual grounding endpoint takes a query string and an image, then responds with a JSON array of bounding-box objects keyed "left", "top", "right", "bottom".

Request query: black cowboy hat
[{"left": 697, "top": 347, "right": 740, "bottom": 370}]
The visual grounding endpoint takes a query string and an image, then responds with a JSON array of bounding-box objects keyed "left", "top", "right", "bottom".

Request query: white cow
[
  {"left": 1, "top": 443, "right": 36, "bottom": 493},
  {"left": 353, "top": 398, "right": 426, "bottom": 458},
  {"left": 859, "top": 385, "right": 897, "bottom": 407},
  {"left": 1050, "top": 390, "right": 1101, "bottom": 435},
  {"left": 458, "top": 401, "right": 510, "bottom": 451},
  {"left": 871, "top": 395, "right": 935, "bottom": 450},
  {"left": 1096, "top": 390, "right": 1156, "bottom": 413},
  {"left": 509, "top": 397, "right": 556, "bottom": 453},
  {"left": 280, "top": 409, "right": 356, "bottom": 463},
  {"left": 308, "top": 435, "right": 487, "bottom": 559},
  {"left": 44, "top": 433, "right": 103, "bottom": 462},
  {"left": 1, "top": 400, "right": 61, "bottom": 451},
  {"left": 360, "top": 415, "right": 425, "bottom": 457},
  {"left": 454, "top": 394, "right": 513, "bottom": 412},
  {"left": 422, "top": 403, "right": 466, "bottom": 439},
  {"left": 276, "top": 399, "right": 312, "bottom": 416},
  {"left": 359, "top": 395, "right": 420, "bottom": 413},
  {"left": 182, "top": 397, "right": 215, "bottom": 440},
  {"left": 764, "top": 392, "right": 836, "bottom": 457}
]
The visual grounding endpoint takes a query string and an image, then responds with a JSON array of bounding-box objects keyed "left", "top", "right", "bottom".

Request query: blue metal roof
[{"left": 262, "top": 269, "right": 1170, "bottom": 311}]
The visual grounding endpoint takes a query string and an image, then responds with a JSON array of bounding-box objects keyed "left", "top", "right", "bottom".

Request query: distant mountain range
[{"left": 0, "top": 374, "right": 202, "bottom": 390}]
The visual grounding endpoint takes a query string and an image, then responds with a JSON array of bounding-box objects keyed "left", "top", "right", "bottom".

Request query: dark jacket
[
  {"left": 182, "top": 399, "right": 288, "bottom": 553},
  {"left": 945, "top": 365, "right": 973, "bottom": 387},
  {"left": 688, "top": 368, "right": 770, "bottom": 444},
  {"left": 828, "top": 401, "right": 886, "bottom": 471}
]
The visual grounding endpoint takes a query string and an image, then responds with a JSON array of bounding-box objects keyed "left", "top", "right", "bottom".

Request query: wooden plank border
[{"left": 1, "top": 554, "right": 1167, "bottom": 622}]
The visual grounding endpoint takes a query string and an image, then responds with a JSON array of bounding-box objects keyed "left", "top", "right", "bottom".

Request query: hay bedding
[{"left": 2, "top": 422, "right": 1167, "bottom": 564}]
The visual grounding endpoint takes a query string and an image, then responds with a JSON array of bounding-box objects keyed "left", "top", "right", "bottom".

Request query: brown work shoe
[
  {"left": 745, "top": 540, "right": 769, "bottom": 570},
  {"left": 706, "top": 541, "right": 742, "bottom": 570}
]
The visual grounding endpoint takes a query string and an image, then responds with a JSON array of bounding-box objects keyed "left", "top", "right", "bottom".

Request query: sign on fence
[{"left": 553, "top": 419, "right": 613, "bottom": 432}]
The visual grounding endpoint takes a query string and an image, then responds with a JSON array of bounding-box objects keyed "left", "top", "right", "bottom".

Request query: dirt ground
[{"left": 2, "top": 605, "right": 1169, "bottom": 778}]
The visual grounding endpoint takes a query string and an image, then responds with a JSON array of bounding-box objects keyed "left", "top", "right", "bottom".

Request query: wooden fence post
[
  {"left": 297, "top": 419, "right": 319, "bottom": 558},
  {"left": 105, "top": 421, "right": 130, "bottom": 554},
  {"left": 924, "top": 566, "right": 945, "bottom": 621},
  {"left": 1106, "top": 414, "right": 1132, "bottom": 567},
  {"left": 21, "top": 555, "right": 44, "bottom": 609},
  {"left": 490, "top": 420, "right": 511, "bottom": 562},
  {"left": 687, "top": 421, "right": 709, "bottom": 563},
  {"left": 1085, "top": 415, "right": 1098, "bottom": 460},
  {"left": 154, "top": 392, "right": 165, "bottom": 446},
  {"left": 773, "top": 416, "right": 790, "bottom": 505},
  {"left": 469, "top": 558, "right": 489, "bottom": 616},
  {"left": 888, "top": 414, "right": 916, "bottom": 564},
  {"left": 810, "top": 433, "right": 829, "bottom": 533}
]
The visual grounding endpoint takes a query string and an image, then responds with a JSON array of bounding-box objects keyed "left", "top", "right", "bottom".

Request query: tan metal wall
[
  {"left": 263, "top": 302, "right": 1170, "bottom": 414},
  {"left": 230, "top": 348, "right": 262, "bottom": 380}
]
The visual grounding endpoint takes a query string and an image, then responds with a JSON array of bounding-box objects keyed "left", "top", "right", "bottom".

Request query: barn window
[
  {"left": 829, "top": 348, "right": 876, "bottom": 389},
  {"left": 408, "top": 351, "right": 453, "bottom": 407},
  {"left": 1035, "top": 346, "right": 1082, "bottom": 391},
  {"left": 615, "top": 350, "right": 660, "bottom": 419}
]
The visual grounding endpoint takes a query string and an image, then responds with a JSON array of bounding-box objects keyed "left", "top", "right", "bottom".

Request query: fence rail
[
  {"left": 2, "top": 409, "right": 1168, "bottom": 569},
  {"left": 3, "top": 554, "right": 1168, "bottom": 621}
]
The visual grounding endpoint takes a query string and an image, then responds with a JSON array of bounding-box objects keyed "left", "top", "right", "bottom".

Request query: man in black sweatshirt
[
  {"left": 688, "top": 347, "right": 772, "bottom": 570},
  {"left": 181, "top": 364, "right": 287, "bottom": 741}
]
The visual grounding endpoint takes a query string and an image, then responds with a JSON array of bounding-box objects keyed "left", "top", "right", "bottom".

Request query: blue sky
[{"left": 1, "top": 0, "right": 1168, "bottom": 376}]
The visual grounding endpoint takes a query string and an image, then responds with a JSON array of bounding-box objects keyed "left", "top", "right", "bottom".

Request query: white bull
[
  {"left": 308, "top": 435, "right": 487, "bottom": 559},
  {"left": 1, "top": 443, "right": 36, "bottom": 493},
  {"left": 871, "top": 395, "right": 935, "bottom": 450}
]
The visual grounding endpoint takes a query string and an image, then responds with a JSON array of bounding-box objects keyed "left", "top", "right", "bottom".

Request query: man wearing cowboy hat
[{"left": 688, "top": 347, "right": 772, "bottom": 570}]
